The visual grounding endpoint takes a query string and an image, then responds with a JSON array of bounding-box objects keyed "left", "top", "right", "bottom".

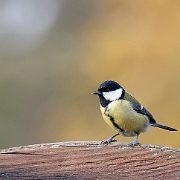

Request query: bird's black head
[{"left": 92, "top": 80, "right": 125, "bottom": 107}]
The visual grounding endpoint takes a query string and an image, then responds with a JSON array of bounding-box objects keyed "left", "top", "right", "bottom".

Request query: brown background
[{"left": 0, "top": 0, "right": 179, "bottom": 149}]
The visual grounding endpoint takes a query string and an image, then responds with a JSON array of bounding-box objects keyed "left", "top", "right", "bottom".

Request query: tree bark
[{"left": 0, "top": 141, "right": 180, "bottom": 179}]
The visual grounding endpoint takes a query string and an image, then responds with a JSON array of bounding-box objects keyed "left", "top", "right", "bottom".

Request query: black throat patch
[{"left": 99, "top": 95, "right": 111, "bottom": 107}]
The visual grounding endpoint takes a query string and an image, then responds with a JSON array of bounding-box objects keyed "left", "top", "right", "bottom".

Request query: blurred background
[{"left": 0, "top": 0, "right": 180, "bottom": 149}]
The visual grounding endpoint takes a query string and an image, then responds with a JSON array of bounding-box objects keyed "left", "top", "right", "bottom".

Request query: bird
[{"left": 92, "top": 80, "right": 177, "bottom": 146}]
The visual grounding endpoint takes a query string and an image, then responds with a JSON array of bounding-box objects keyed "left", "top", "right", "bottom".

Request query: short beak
[{"left": 92, "top": 90, "right": 101, "bottom": 95}]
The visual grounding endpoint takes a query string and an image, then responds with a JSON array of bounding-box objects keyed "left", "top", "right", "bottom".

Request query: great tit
[{"left": 92, "top": 80, "right": 177, "bottom": 146}]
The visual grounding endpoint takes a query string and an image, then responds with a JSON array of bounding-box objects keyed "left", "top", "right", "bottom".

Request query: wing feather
[{"left": 124, "top": 92, "right": 156, "bottom": 124}]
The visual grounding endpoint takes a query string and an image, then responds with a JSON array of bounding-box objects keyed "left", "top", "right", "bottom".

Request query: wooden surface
[{"left": 0, "top": 141, "right": 180, "bottom": 179}]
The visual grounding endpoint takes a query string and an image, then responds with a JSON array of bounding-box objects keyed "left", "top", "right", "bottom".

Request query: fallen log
[{"left": 0, "top": 141, "right": 180, "bottom": 179}]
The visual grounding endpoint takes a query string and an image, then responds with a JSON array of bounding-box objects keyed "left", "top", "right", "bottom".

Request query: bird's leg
[
  {"left": 129, "top": 133, "right": 140, "bottom": 146},
  {"left": 101, "top": 133, "right": 119, "bottom": 145}
]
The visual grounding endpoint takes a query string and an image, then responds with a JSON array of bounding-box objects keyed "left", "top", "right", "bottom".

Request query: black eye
[
  {"left": 105, "top": 88, "right": 110, "bottom": 92},
  {"left": 99, "top": 88, "right": 109, "bottom": 92}
]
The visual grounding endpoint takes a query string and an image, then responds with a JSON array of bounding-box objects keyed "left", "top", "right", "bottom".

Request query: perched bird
[{"left": 92, "top": 80, "right": 177, "bottom": 146}]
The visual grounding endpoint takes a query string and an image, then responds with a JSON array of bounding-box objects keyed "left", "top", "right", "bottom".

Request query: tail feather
[{"left": 151, "top": 123, "right": 177, "bottom": 131}]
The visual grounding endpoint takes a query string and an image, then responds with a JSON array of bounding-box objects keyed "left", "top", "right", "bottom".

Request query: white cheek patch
[{"left": 103, "top": 88, "right": 123, "bottom": 101}]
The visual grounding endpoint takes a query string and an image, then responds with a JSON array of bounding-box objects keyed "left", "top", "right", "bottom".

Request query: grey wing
[
  {"left": 133, "top": 105, "right": 157, "bottom": 124},
  {"left": 124, "top": 92, "right": 157, "bottom": 124}
]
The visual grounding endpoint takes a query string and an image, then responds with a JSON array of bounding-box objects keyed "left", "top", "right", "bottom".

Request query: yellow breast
[{"left": 100, "top": 100, "right": 149, "bottom": 133}]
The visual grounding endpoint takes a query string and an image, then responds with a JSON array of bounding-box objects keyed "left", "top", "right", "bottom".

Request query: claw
[
  {"left": 101, "top": 138, "right": 117, "bottom": 145},
  {"left": 128, "top": 133, "right": 140, "bottom": 146},
  {"left": 128, "top": 141, "right": 139, "bottom": 146},
  {"left": 100, "top": 133, "right": 119, "bottom": 145}
]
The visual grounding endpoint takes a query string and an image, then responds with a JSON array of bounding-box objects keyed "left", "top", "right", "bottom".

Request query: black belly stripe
[
  {"left": 104, "top": 106, "right": 125, "bottom": 132},
  {"left": 134, "top": 131, "right": 140, "bottom": 135},
  {"left": 109, "top": 116, "right": 124, "bottom": 132}
]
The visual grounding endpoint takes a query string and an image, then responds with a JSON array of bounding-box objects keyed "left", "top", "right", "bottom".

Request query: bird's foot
[
  {"left": 101, "top": 138, "right": 117, "bottom": 145},
  {"left": 128, "top": 140, "right": 140, "bottom": 147}
]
